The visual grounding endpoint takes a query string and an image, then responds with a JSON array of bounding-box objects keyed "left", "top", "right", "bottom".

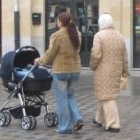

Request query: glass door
[
  {"left": 133, "top": 0, "right": 140, "bottom": 68},
  {"left": 45, "top": 0, "right": 71, "bottom": 48},
  {"left": 74, "top": 0, "right": 99, "bottom": 67},
  {"left": 0, "top": 0, "right": 1, "bottom": 61},
  {"left": 45, "top": 0, "right": 99, "bottom": 67}
]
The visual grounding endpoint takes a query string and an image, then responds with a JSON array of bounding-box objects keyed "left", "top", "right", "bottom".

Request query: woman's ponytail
[
  {"left": 58, "top": 12, "right": 80, "bottom": 50},
  {"left": 67, "top": 21, "right": 80, "bottom": 50}
]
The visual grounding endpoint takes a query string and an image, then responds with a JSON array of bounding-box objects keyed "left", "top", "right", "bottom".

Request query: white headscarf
[{"left": 98, "top": 14, "right": 114, "bottom": 30}]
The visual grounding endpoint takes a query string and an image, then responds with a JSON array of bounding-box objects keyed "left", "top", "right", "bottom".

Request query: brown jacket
[
  {"left": 90, "top": 28, "right": 129, "bottom": 100},
  {"left": 38, "top": 27, "right": 82, "bottom": 73}
]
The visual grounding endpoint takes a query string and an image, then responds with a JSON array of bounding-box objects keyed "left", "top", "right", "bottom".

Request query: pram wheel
[
  {"left": 3, "top": 112, "right": 11, "bottom": 126},
  {"left": 21, "top": 116, "right": 32, "bottom": 130},
  {"left": 44, "top": 113, "right": 57, "bottom": 127},
  {"left": 0, "top": 112, "right": 6, "bottom": 126},
  {"left": 51, "top": 113, "right": 58, "bottom": 126},
  {"left": 29, "top": 116, "right": 36, "bottom": 130}
]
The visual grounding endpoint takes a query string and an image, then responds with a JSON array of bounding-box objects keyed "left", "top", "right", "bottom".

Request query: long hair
[{"left": 58, "top": 12, "right": 80, "bottom": 50}]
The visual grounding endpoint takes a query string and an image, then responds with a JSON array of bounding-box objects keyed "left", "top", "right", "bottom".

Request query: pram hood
[{"left": 0, "top": 46, "right": 40, "bottom": 81}]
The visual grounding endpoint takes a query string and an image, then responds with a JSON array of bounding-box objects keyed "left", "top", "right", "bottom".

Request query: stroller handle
[{"left": 20, "top": 64, "right": 37, "bottom": 83}]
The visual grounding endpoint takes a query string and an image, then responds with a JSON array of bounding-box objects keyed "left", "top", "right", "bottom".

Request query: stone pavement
[{"left": 0, "top": 70, "right": 140, "bottom": 140}]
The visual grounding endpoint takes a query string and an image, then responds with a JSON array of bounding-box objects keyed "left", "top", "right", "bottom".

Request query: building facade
[{"left": 1, "top": 0, "right": 138, "bottom": 70}]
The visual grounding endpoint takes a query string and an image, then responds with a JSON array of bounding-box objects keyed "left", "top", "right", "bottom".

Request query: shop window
[{"left": 45, "top": 0, "right": 99, "bottom": 67}]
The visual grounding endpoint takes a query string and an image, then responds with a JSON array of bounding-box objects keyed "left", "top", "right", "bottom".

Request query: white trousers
[{"left": 95, "top": 100, "right": 120, "bottom": 129}]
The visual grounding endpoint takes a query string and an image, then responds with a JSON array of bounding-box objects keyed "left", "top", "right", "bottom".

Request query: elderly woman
[
  {"left": 90, "top": 13, "right": 129, "bottom": 132},
  {"left": 34, "top": 12, "right": 84, "bottom": 134}
]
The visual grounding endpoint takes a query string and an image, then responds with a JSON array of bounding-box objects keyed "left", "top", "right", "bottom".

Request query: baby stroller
[{"left": 0, "top": 46, "right": 58, "bottom": 130}]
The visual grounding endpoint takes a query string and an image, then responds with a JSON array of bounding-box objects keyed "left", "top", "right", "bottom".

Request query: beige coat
[
  {"left": 90, "top": 28, "right": 129, "bottom": 100},
  {"left": 38, "top": 27, "right": 81, "bottom": 73}
]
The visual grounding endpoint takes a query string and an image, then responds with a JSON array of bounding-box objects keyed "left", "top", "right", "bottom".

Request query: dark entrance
[
  {"left": 133, "top": 0, "right": 140, "bottom": 68},
  {"left": 0, "top": 0, "right": 1, "bottom": 61},
  {"left": 45, "top": 0, "right": 99, "bottom": 67}
]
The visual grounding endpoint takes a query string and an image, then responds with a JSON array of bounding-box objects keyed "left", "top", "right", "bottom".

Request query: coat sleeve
[
  {"left": 37, "top": 33, "right": 60, "bottom": 65},
  {"left": 123, "top": 44, "right": 129, "bottom": 76},
  {"left": 90, "top": 33, "right": 102, "bottom": 71}
]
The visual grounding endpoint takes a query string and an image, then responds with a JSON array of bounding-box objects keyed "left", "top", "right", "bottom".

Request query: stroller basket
[{"left": 9, "top": 106, "right": 41, "bottom": 119}]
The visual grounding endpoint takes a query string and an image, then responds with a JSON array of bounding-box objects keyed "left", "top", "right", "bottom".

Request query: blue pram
[{"left": 0, "top": 46, "right": 58, "bottom": 130}]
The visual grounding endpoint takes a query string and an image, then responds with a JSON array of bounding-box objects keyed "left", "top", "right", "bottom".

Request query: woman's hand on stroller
[{"left": 34, "top": 57, "right": 40, "bottom": 65}]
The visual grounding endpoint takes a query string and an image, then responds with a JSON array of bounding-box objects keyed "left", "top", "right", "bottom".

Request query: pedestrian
[
  {"left": 34, "top": 12, "right": 84, "bottom": 134},
  {"left": 90, "top": 13, "right": 129, "bottom": 132}
]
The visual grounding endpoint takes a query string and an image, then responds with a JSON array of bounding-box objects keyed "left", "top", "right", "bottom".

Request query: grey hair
[{"left": 98, "top": 14, "right": 114, "bottom": 30}]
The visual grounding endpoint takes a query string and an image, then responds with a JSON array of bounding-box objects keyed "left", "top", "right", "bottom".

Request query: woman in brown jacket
[
  {"left": 34, "top": 12, "right": 84, "bottom": 134},
  {"left": 90, "top": 13, "right": 129, "bottom": 132}
]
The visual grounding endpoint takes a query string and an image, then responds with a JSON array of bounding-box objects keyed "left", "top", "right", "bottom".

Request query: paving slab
[{"left": 0, "top": 71, "right": 139, "bottom": 140}]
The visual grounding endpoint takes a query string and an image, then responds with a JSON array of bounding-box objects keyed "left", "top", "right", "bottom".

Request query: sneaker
[
  {"left": 74, "top": 120, "right": 84, "bottom": 131},
  {"left": 54, "top": 129, "right": 73, "bottom": 134},
  {"left": 59, "top": 130, "right": 73, "bottom": 134},
  {"left": 53, "top": 129, "right": 59, "bottom": 133}
]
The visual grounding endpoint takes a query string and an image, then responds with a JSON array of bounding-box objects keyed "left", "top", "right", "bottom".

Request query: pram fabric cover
[{"left": 0, "top": 46, "right": 52, "bottom": 92}]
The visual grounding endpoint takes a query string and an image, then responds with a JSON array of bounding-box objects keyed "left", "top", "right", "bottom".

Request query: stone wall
[
  {"left": 2, "top": 0, "right": 45, "bottom": 56},
  {"left": 2, "top": 0, "right": 133, "bottom": 69},
  {"left": 99, "top": 0, "right": 132, "bottom": 69}
]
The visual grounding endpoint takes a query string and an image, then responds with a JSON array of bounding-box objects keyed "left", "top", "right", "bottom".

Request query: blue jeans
[{"left": 53, "top": 73, "right": 83, "bottom": 134}]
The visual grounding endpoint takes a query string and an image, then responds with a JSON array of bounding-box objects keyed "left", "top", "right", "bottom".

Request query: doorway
[
  {"left": 0, "top": 0, "right": 1, "bottom": 61},
  {"left": 133, "top": 0, "right": 140, "bottom": 68},
  {"left": 45, "top": 0, "right": 99, "bottom": 67}
]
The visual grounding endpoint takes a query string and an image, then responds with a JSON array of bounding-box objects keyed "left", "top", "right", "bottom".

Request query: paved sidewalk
[{"left": 0, "top": 71, "right": 140, "bottom": 140}]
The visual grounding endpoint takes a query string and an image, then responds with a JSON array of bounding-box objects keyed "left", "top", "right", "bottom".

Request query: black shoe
[
  {"left": 74, "top": 120, "right": 84, "bottom": 131},
  {"left": 105, "top": 127, "right": 120, "bottom": 132},
  {"left": 93, "top": 119, "right": 102, "bottom": 127}
]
